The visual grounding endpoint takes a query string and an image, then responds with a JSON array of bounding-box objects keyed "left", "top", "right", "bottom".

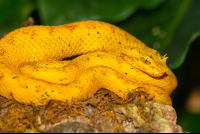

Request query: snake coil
[{"left": 0, "top": 21, "right": 177, "bottom": 106}]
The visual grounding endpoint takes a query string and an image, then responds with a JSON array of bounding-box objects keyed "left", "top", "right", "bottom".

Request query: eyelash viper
[{"left": 0, "top": 21, "right": 177, "bottom": 106}]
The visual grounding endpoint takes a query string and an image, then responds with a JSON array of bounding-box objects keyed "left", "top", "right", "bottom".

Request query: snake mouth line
[
  {"left": 61, "top": 54, "right": 82, "bottom": 61},
  {"left": 144, "top": 72, "right": 168, "bottom": 79}
]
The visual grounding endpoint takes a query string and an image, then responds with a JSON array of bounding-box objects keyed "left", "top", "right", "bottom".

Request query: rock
[{"left": 48, "top": 122, "right": 95, "bottom": 133}]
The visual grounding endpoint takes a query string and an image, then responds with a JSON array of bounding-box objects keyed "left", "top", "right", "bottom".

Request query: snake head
[
  {"left": 121, "top": 47, "right": 169, "bottom": 77},
  {"left": 141, "top": 51, "right": 169, "bottom": 77}
]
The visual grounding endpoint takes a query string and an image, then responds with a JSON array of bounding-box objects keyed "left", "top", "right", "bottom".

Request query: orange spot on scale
[
  {"left": 8, "top": 39, "right": 14, "bottom": 44},
  {"left": 85, "top": 23, "right": 96, "bottom": 29},
  {"left": 32, "top": 66, "right": 39, "bottom": 72},
  {"left": 30, "top": 30, "right": 37, "bottom": 39},
  {"left": 64, "top": 84, "right": 69, "bottom": 86},
  {"left": 91, "top": 74, "right": 97, "bottom": 82},
  {"left": 0, "top": 75, "right": 4, "bottom": 79},
  {"left": 21, "top": 30, "right": 29, "bottom": 35},
  {"left": 110, "top": 25, "right": 115, "bottom": 33},
  {"left": 117, "top": 76, "right": 122, "bottom": 79},
  {"left": 124, "top": 33, "right": 129, "bottom": 41},
  {"left": 49, "top": 28, "right": 55, "bottom": 35},
  {"left": 7, "top": 36, "right": 15, "bottom": 45},
  {"left": 0, "top": 49, "right": 6, "bottom": 56},
  {"left": 62, "top": 25, "right": 78, "bottom": 32}
]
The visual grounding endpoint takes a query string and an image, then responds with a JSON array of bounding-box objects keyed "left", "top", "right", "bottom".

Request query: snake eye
[{"left": 143, "top": 56, "right": 152, "bottom": 65}]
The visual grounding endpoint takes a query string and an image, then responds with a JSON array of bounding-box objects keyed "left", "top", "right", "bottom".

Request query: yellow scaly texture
[{"left": 0, "top": 21, "right": 177, "bottom": 106}]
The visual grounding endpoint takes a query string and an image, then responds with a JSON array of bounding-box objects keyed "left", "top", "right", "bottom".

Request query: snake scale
[{"left": 0, "top": 21, "right": 177, "bottom": 106}]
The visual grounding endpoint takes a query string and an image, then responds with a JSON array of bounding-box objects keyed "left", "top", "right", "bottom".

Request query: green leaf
[
  {"left": 118, "top": 0, "right": 193, "bottom": 69},
  {"left": 163, "top": 0, "right": 200, "bottom": 69},
  {"left": 0, "top": 0, "right": 36, "bottom": 34},
  {"left": 166, "top": 32, "right": 200, "bottom": 70},
  {"left": 37, "top": 0, "right": 165, "bottom": 25}
]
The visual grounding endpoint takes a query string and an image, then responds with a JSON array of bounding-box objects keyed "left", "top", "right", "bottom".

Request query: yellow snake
[{"left": 0, "top": 21, "right": 177, "bottom": 106}]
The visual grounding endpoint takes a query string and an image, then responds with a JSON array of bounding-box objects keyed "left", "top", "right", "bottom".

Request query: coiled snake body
[{"left": 0, "top": 21, "right": 177, "bottom": 106}]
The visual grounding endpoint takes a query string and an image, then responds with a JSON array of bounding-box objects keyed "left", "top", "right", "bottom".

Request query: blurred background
[{"left": 0, "top": 0, "right": 200, "bottom": 132}]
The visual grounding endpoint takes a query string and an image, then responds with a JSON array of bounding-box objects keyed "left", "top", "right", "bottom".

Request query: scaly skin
[{"left": 0, "top": 21, "right": 177, "bottom": 106}]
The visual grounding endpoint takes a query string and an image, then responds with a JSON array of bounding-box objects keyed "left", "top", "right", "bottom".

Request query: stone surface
[{"left": 0, "top": 94, "right": 183, "bottom": 133}]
